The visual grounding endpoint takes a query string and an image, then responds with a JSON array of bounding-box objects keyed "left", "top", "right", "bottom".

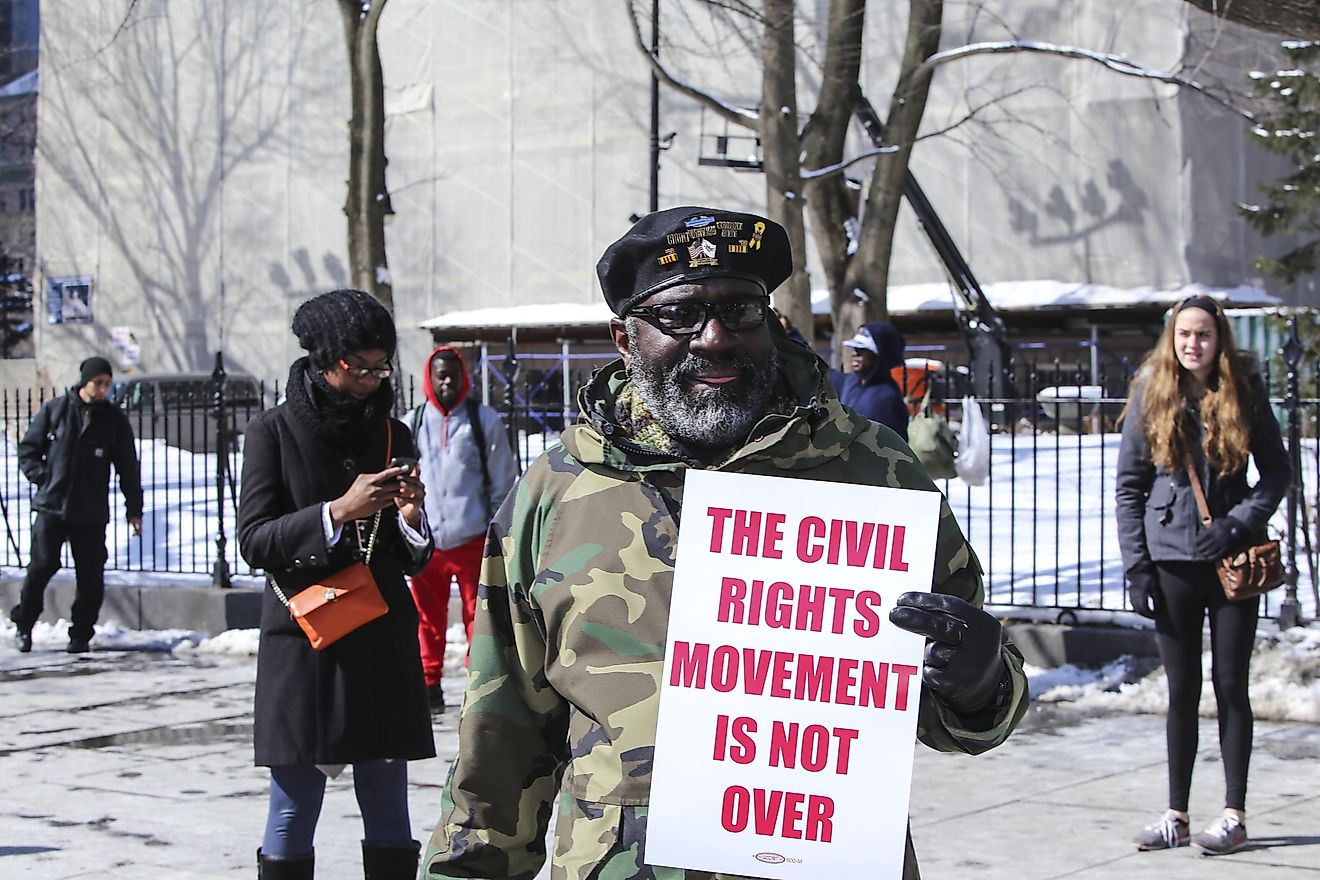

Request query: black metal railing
[{"left": 1, "top": 344, "right": 1316, "bottom": 622}]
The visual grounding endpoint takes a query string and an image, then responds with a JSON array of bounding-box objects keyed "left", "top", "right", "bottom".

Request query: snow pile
[
  {"left": 1028, "top": 624, "right": 1320, "bottom": 723},
  {"left": 91, "top": 619, "right": 207, "bottom": 652},
  {"left": 0, "top": 617, "right": 207, "bottom": 653},
  {"left": 175, "top": 627, "right": 261, "bottom": 656}
]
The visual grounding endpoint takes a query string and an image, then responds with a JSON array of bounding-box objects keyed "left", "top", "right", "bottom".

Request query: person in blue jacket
[{"left": 831, "top": 322, "right": 909, "bottom": 440}]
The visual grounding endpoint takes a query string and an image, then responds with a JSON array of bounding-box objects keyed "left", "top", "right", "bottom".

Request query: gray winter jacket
[
  {"left": 410, "top": 398, "right": 518, "bottom": 552},
  {"left": 1115, "top": 370, "right": 1289, "bottom": 571}
]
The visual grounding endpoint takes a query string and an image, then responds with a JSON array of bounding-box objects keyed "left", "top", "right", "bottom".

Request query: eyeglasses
[
  {"left": 338, "top": 358, "right": 394, "bottom": 380},
  {"left": 627, "top": 297, "right": 770, "bottom": 336}
]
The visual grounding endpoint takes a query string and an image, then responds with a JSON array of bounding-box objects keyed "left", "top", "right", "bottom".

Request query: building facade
[{"left": 25, "top": 0, "right": 1313, "bottom": 387}]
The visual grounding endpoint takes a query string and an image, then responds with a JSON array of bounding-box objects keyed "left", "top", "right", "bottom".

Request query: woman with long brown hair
[{"left": 1116, "top": 295, "right": 1289, "bottom": 855}]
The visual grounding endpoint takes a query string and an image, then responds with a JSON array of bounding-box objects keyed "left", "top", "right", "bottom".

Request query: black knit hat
[
  {"left": 78, "top": 356, "right": 113, "bottom": 385},
  {"left": 596, "top": 206, "right": 793, "bottom": 315},
  {"left": 291, "top": 288, "right": 397, "bottom": 370}
]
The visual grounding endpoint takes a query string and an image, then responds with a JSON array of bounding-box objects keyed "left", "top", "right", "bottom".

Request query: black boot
[
  {"left": 257, "top": 847, "right": 314, "bottom": 879},
  {"left": 362, "top": 840, "right": 420, "bottom": 879},
  {"left": 16, "top": 629, "right": 31, "bottom": 653}
]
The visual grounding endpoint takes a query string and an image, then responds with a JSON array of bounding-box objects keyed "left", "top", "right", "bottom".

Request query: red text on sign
[
  {"left": 717, "top": 577, "right": 884, "bottom": 637},
  {"left": 796, "top": 517, "right": 910, "bottom": 571},
  {"left": 711, "top": 714, "right": 758, "bottom": 763},
  {"left": 670, "top": 641, "right": 919, "bottom": 712},
  {"left": 720, "top": 786, "right": 835, "bottom": 842},
  {"left": 767, "top": 722, "right": 859, "bottom": 774}
]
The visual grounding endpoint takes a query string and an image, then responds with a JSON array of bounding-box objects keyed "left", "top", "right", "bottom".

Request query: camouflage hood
[{"left": 563, "top": 328, "right": 871, "bottom": 473}]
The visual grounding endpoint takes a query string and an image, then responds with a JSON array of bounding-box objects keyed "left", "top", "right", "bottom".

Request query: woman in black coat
[
  {"left": 239, "top": 289, "right": 435, "bottom": 880},
  {"left": 1116, "top": 295, "right": 1288, "bottom": 857}
]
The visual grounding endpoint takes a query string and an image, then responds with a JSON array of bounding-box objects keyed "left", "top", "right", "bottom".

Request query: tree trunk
[
  {"left": 338, "top": 0, "right": 394, "bottom": 312},
  {"left": 760, "top": 0, "right": 812, "bottom": 342},
  {"left": 1183, "top": 0, "right": 1320, "bottom": 40},
  {"left": 802, "top": 0, "right": 866, "bottom": 365},
  {"left": 837, "top": 0, "right": 943, "bottom": 351}
]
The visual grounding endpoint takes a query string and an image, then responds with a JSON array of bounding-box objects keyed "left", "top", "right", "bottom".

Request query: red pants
[{"left": 409, "top": 537, "right": 484, "bottom": 686}]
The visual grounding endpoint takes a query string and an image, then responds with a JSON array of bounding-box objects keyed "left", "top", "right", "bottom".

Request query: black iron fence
[{"left": 2, "top": 345, "right": 1317, "bottom": 621}]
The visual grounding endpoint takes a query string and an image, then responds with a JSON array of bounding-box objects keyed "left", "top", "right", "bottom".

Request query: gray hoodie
[{"left": 411, "top": 346, "right": 518, "bottom": 551}]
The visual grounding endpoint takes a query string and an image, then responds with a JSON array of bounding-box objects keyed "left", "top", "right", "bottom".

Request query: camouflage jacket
[{"left": 424, "top": 336, "right": 1029, "bottom": 880}]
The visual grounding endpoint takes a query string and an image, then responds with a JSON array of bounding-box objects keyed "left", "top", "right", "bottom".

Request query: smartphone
[{"left": 388, "top": 456, "right": 419, "bottom": 472}]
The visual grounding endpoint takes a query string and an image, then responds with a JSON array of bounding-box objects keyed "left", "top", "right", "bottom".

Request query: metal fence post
[
  {"left": 504, "top": 330, "right": 521, "bottom": 472},
  {"left": 1279, "top": 318, "right": 1303, "bottom": 628},
  {"left": 211, "top": 351, "right": 232, "bottom": 589}
]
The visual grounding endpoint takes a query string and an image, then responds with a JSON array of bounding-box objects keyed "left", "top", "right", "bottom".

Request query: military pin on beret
[{"left": 596, "top": 206, "right": 793, "bottom": 315}]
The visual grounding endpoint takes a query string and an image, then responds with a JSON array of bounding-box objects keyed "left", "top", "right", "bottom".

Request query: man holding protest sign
[{"left": 423, "top": 207, "right": 1029, "bottom": 880}]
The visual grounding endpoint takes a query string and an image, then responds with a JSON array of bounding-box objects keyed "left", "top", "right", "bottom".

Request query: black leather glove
[
  {"left": 1194, "top": 516, "right": 1246, "bottom": 561},
  {"left": 1126, "top": 560, "right": 1159, "bottom": 619},
  {"left": 888, "top": 592, "right": 1007, "bottom": 714}
]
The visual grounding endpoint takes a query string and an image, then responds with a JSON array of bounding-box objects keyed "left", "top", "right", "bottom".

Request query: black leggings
[{"left": 1153, "top": 561, "right": 1259, "bottom": 812}]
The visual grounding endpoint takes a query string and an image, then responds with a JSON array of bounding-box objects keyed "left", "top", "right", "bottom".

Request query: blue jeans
[{"left": 261, "top": 760, "right": 411, "bottom": 858}]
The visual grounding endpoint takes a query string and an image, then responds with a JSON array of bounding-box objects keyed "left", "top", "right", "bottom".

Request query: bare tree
[
  {"left": 337, "top": 0, "right": 394, "bottom": 311},
  {"left": 630, "top": 0, "right": 1255, "bottom": 360},
  {"left": 760, "top": 0, "right": 812, "bottom": 336},
  {"left": 40, "top": 3, "right": 306, "bottom": 370},
  {"left": 1183, "top": 0, "right": 1320, "bottom": 41}
]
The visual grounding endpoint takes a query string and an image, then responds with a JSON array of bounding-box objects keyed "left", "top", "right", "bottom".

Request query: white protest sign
[{"left": 646, "top": 470, "right": 943, "bottom": 880}]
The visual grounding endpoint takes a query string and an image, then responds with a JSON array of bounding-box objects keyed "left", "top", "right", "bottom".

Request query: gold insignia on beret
[{"left": 657, "top": 247, "right": 678, "bottom": 266}]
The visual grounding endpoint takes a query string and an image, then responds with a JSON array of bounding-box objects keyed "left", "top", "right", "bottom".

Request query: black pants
[
  {"left": 9, "top": 512, "right": 109, "bottom": 641},
  {"left": 1153, "top": 560, "right": 1259, "bottom": 812}
]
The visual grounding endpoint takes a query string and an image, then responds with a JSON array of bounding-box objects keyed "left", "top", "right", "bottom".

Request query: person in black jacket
[
  {"left": 238, "top": 289, "right": 435, "bottom": 880},
  {"left": 829, "top": 322, "right": 909, "bottom": 441},
  {"left": 10, "top": 356, "right": 142, "bottom": 654},
  {"left": 1116, "top": 295, "right": 1289, "bottom": 857}
]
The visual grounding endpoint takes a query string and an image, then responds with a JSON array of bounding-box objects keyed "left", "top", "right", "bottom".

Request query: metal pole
[
  {"left": 1279, "top": 318, "right": 1302, "bottom": 628},
  {"left": 561, "top": 338, "right": 572, "bottom": 428},
  {"left": 648, "top": 0, "right": 660, "bottom": 213},
  {"left": 505, "top": 329, "right": 521, "bottom": 472},
  {"left": 211, "top": 351, "right": 232, "bottom": 589}
]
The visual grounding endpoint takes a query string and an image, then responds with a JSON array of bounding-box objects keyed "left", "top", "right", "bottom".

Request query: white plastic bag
[{"left": 955, "top": 396, "right": 990, "bottom": 486}]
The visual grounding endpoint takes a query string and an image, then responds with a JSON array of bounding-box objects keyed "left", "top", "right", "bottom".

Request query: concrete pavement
[{"left": 1, "top": 648, "right": 1317, "bottom": 879}]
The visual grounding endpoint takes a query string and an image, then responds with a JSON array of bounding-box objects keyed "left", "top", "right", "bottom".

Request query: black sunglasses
[{"left": 627, "top": 297, "right": 770, "bottom": 336}]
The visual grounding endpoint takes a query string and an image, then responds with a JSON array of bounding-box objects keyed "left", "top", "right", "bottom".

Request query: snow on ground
[{"left": 1029, "top": 623, "right": 1320, "bottom": 724}]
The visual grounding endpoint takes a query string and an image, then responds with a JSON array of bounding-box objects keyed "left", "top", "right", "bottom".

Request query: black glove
[
  {"left": 1194, "top": 516, "right": 1246, "bottom": 561},
  {"left": 1125, "top": 560, "right": 1159, "bottom": 619},
  {"left": 888, "top": 592, "right": 1007, "bottom": 714}
]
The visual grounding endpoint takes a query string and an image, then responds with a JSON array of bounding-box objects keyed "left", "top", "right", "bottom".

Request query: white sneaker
[{"left": 1191, "top": 814, "right": 1248, "bottom": 855}]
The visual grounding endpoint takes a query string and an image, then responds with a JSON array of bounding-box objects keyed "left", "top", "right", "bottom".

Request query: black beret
[{"left": 596, "top": 206, "right": 792, "bottom": 315}]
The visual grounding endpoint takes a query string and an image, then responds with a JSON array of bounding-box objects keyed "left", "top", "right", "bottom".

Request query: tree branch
[
  {"left": 624, "top": 0, "right": 759, "bottom": 129},
  {"left": 800, "top": 145, "right": 898, "bottom": 180},
  {"left": 909, "top": 40, "right": 1255, "bottom": 120}
]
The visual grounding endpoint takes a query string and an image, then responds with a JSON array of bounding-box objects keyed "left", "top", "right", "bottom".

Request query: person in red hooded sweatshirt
[{"left": 406, "top": 347, "right": 518, "bottom": 712}]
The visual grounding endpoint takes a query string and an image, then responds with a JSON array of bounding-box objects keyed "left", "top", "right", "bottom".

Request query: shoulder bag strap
[
  {"left": 465, "top": 397, "right": 492, "bottom": 519},
  {"left": 1183, "top": 460, "right": 1214, "bottom": 527}
]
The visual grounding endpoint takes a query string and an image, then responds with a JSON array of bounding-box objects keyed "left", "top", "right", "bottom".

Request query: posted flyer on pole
[{"left": 646, "top": 470, "right": 943, "bottom": 880}]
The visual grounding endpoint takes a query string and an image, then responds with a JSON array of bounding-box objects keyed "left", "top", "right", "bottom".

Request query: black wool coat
[
  {"left": 1116, "top": 370, "right": 1290, "bottom": 572},
  {"left": 238, "top": 403, "right": 436, "bottom": 767}
]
